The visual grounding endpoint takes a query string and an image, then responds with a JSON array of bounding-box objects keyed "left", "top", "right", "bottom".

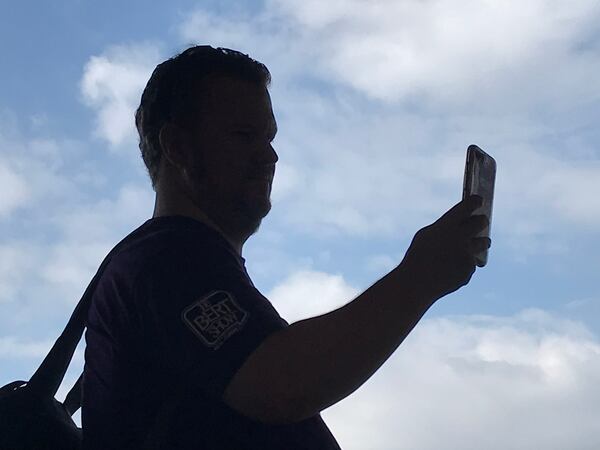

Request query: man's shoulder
[
  {"left": 87, "top": 226, "right": 211, "bottom": 323},
  {"left": 122, "top": 227, "right": 242, "bottom": 301},
  {"left": 85, "top": 226, "right": 205, "bottom": 314},
  {"left": 113, "top": 225, "right": 214, "bottom": 276}
]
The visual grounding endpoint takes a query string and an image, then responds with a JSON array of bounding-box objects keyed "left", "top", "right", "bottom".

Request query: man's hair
[{"left": 135, "top": 45, "right": 271, "bottom": 191}]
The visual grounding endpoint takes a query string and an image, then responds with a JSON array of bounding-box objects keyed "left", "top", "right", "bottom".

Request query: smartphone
[{"left": 462, "top": 144, "right": 496, "bottom": 267}]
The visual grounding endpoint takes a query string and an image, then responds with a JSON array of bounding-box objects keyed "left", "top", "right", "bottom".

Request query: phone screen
[{"left": 462, "top": 144, "right": 496, "bottom": 266}]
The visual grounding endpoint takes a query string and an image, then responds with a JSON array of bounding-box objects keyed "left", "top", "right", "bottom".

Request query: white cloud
[
  {"left": 0, "top": 158, "right": 30, "bottom": 217},
  {"left": 267, "top": 269, "right": 361, "bottom": 322},
  {"left": 268, "top": 99, "right": 455, "bottom": 239},
  {"left": 269, "top": 92, "right": 600, "bottom": 245},
  {"left": 183, "top": 0, "right": 600, "bottom": 111},
  {"left": 40, "top": 183, "right": 154, "bottom": 305},
  {"left": 244, "top": 240, "right": 317, "bottom": 289},
  {"left": 178, "top": 9, "right": 314, "bottom": 82},
  {"left": 46, "top": 182, "right": 153, "bottom": 244},
  {"left": 0, "top": 241, "right": 43, "bottom": 304},
  {"left": 496, "top": 146, "right": 600, "bottom": 254},
  {"left": 0, "top": 179, "right": 154, "bottom": 337},
  {"left": 365, "top": 254, "right": 399, "bottom": 275},
  {"left": 0, "top": 111, "right": 154, "bottom": 322},
  {"left": 270, "top": 160, "right": 303, "bottom": 204},
  {"left": 0, "top": 336, "right": 54, "bottom": 359},
  {"left": 260, "top": 268, "right": 600, "bottom": 448},
  {"left": 276, "top": 0, "right": 600, "bottom": 110},
  {"left": 319, "top": 308, "right": 600, "bottom": 450},
  {"left": 178, "top": 4, "right": 600, "bottom": 256},
  {"left": 0, "top": 124, "right": 85, "bottom": 218},
  {"left": 80, "top": 42, "right": 163, "bottom": 149}
]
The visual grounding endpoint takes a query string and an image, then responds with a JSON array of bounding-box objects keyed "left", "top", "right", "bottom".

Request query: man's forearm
[{"left": 276, "top": 265, "right": 436, "bottom": 422}]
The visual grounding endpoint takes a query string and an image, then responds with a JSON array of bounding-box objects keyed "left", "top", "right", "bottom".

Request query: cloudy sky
[{"left": 2, "top": 1, "right": 600, "bottom": 448}]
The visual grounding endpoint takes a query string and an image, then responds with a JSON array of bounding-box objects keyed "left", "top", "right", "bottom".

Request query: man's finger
[
  {"left": 460, "top": 214, "right": 489, "bottom": 237},
  {"left": 437, "top": 195, "right": 483, "bottom": 225},
  {"left": 469, "top": 236, "right": 491, "bottom": 254}
]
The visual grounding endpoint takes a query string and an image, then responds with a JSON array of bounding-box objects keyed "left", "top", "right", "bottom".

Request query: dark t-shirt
[{"left": 82, "top": 215, "right": 341, "bottom": 449}]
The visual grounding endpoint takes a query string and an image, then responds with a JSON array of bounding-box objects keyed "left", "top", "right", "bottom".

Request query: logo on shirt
[{"left": 181, "top": 290, "right": 249, "bottom": 350}]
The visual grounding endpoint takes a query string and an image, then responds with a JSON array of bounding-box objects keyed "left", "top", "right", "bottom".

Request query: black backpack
[
  {"left": 0, "top": 244, "right": 110, "bottom": 449},
  {"left": 0, "top": 227, "right": 177, "bottom": 449}
]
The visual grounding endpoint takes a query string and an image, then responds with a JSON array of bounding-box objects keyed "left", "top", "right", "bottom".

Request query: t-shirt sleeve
[{"left": 134, "top": 236, "right": 289, "bottom": 402}]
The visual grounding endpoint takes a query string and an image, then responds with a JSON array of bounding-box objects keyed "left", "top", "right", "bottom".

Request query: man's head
[{"left": 135, "top": 45, "right": 278, "bottom": 241}]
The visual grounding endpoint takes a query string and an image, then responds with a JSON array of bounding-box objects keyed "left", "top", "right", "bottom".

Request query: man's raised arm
[{"left": 223, "top": 195, "right": 490, "bottom": 425}]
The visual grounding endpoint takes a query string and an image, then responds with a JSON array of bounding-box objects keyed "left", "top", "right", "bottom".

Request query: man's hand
[{"left": 398, "top": 194, "right": 491, "bottom": 302}]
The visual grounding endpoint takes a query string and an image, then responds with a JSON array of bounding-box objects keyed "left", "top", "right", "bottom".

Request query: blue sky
[{"left": 2, "top": 1, "right": 600, "bottom": 448}]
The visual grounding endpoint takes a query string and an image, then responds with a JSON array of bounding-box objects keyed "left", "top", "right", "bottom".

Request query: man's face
[{"left": 182, "top": 75, "right": 278, "bottom": 236}]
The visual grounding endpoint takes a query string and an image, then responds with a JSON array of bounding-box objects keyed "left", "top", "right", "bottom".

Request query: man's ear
[{"left": 158, "top": 122, "right": 191, "bottom": 171}]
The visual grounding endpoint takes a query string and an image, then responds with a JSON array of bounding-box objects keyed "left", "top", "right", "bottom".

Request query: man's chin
[
  {"left": 237, "top": 198, "right": 271, "bottom": 232},
  {"left": 249, "top": 202, "right": 271, "bottom": 224},
  {"left": 246, "top": 191, "right": 271, "bottom": 215}
]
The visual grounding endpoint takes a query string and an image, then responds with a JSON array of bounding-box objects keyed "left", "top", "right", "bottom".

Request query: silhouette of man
[{"left": 82, "top": 45, "right": 490, "bottom": 449}]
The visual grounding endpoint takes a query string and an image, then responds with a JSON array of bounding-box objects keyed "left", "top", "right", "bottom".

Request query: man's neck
[{"left": 152, "top": 200, "right": 243, "bottom": 257}]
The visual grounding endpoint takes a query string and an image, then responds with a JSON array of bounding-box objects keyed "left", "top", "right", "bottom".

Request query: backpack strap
[
  {"left": 27, "top": 224, "right": 151, "bottom": 410},
  {"left": 63, "top": 373, "right": 82, "bottom": 416}
]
